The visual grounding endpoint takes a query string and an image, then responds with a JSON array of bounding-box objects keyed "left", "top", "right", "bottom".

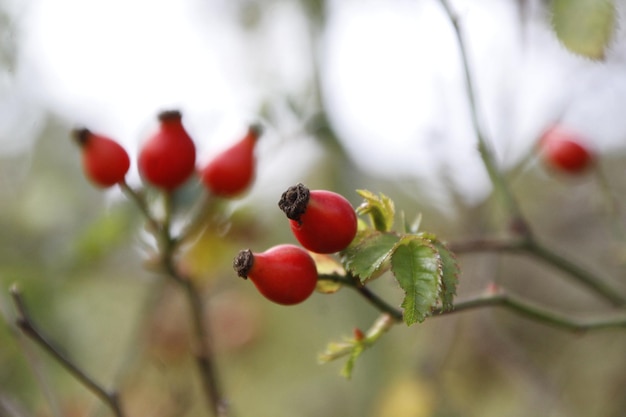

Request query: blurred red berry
[
  {"left": 539, "top": 125, "right": 594, "bottom": 174},
  {"left": 138, "top": 110, "right": 196, "bottom": 191},
  {"left": 200, "top": 124, "right": 262, "bottom": 197},
  {"left": 72, "top": 128, "right": 130, "bottom": 188}
]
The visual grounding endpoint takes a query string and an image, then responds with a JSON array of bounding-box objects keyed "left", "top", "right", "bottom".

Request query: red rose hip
[
  {"left": 72, "top": 128, "right": 130, "bottom": 188},
  {"left": 233, "top": 244, "right": 318, "bottom": 305},
  {"left": 278, "top": 183, "right": 357, "bottom": 254},
  {"left": 138, "top": 110, "right": 196, "bottom": 191},
  {"left": 539, "top": 125, "right": 594, "bottom": 174},
  {"left": 200, "top": 124, "right": 262, "bottom": 197}
]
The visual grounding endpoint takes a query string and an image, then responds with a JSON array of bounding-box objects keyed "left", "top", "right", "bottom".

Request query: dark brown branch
[{"left": 10, "top": 285, "right": 125, "bottom": 417}]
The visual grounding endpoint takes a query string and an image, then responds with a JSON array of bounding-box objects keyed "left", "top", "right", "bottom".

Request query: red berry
[
  {"left": 539, "top": 125, "right": 594, "bottom": 174},
  {"left": 278, "top": 183, "right": 358, "bottom": 254},
  {"left": 72, "top": 128, "right": 130, "bottom": 188},
  {"left": 233, "top": 244, "right": 318, "bottom": 305},
  {"left": 199, "top": 124, "right": 262, "bottom": 197},
  {"left": 138, "top": 110, "right": 196, "bottom": 191}
]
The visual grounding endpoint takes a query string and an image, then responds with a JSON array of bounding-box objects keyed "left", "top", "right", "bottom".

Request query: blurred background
[{"left": 1, "top": 0, "right": 626, "bottom": 416}]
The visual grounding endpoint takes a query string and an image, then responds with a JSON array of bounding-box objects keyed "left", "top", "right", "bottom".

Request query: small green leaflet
[
  {"left": 550, "top": 0, "right": 616, "bottom": 60},
  {"left": 430, "top": 240, "right": 459, "bottom": 312},
  {"left": 319, "top": 314, "right": 395, "bottom": 379},
  {"left": 391, "top": 237, "right": 442, "bottom": 326},
  {"left": 342, "top": 231, "right": 400, "bottom": 282},
  {"left": 356, "top": 190, "right": 395, "bottom": 232}
]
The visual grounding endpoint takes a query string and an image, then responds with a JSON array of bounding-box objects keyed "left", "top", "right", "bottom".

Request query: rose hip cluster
[
  {"left": 233, "top": 183, "right": 358, "bottom": 306},
  {"left": 71, "top": 109, "right": 262, "bottom": 197}
]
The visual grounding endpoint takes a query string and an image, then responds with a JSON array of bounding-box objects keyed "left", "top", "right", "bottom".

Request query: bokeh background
[{"left": 1, "top": 0, "right": 626, "bottom": 416}]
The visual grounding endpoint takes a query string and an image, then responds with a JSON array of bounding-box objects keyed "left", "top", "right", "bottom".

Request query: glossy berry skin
[
  {"left": 278, "top": 183, "right": 358, "bottom": 254},
  {"left": 233, "top": 244, "right": 318, "bottom": 305},
  {"left": 72, "top": 128, "right": 130, "bottom": 188},
  {"left": 200, "top": 124, "right": 262, "bottom": 197},
  {"left": 138, "top": 110, "right": 196, "bottom": 191},
  {"left": 539, "top": 126, "right": 593, "bottom": 174}
]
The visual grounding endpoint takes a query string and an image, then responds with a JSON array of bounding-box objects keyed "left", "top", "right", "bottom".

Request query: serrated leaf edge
[{"left": 391, "top": 236, "right": 444, "bottom": 326}]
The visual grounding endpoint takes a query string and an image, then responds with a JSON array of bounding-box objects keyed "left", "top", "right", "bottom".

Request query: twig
[
  {"left": 181, "top": 278, "right": 228, "bottom": 417},
  {"left": 437, "top": 0, "right": 626, "bottom": 307},
  {"left": 449, "top": 237, "right": 626, "bottom": 306},
  {"left": 437, "top": 0, "right": 531, "bottom": 237},
  {"left": 525, "top": 240, "right": 626, "bottom": 307},
  {"left": 9, "top": 285, "right": 125, "bottom": 417},
  {"left": 156, "top": 195, "right": 227, "bottom": 417},
  {"left": 592, "top": 163, "right": 626, "bottom": 241},
  {"left": 448, "top": 237, "right": 528, "bottom": 254},
  {"left": 121, "top": 179, "right": 227, "bottom": 416},
  {"left": 160, "top": 256, "right": 226, "bottom": 415},
  {"left": 118, "top": 181, "right": 160, "bottom": 234},
  {"left": 435, "top": 288, "right": 626, "bottom": 331},
  {"left": 319, "top": 272, "right": 626, "bottom": 331},
  {"left": 318, "top": 274, "right": 403, "bottom": 322}
]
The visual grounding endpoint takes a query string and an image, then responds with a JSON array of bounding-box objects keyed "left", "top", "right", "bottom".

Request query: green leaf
[
  {"left": 551, "top": 0, "right": 616, "bottom": 60},
  {"left": 341, "top": 342, "right": 366, "bottom": 379},
  {"left": 401, "top": 211, "right": 422, "bottom": 234},
  {"left": 430, "top": 240, "right": 459, "bottom": 312},
  {"left": 342, "top": 231, "right": 400, "bottom": 282},
  {"left": 356, "top": 190, "right": 395, "bottom": 232},
  {"left": 391, "top": 238, "right": 442, "bottom": 325}
]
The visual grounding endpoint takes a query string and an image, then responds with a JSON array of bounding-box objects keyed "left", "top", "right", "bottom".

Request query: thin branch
[
  {"left": 525, "top": 240, "right": 626, "bottom": 307},
  {"left": 157, "top": 202, "right": 227, "bottom": 417},
  {"left": 592, "top": 163, "right": 626, "bottom": 241},
  {"left": 353, "top": 284, "right": 403, "bottom": 322},
  {"left": 318, "top": 274, "right": 403, "bottom": 322},
  {"left": 160, "top": 255, "right": 226, "bottom": 415},
  {"left": 437, "top": 0, "right": 531, "bottom": 237},
  {"left": 319, "top": 272, "right": 626, "bottom": 331},
  {"left": 435, "top": 289, "right": 626, "bottom": 331},
  {"left": 118, "top": 181, "right": 160, "bottom": 233},
  {"left": 9, "top": 285, "right": 125, "bottom": 417},
  {"left": 448, "top": 237, "right": 528, "bottom": 254},
  {"left": 180, "top": 278, "right": 228, "bottom": 417},
  {"left": 122, "top": 179, "right": 226, "bottom": 416},
  {"left": 448, "top": 237, "right": 626, "bottom": 306}
]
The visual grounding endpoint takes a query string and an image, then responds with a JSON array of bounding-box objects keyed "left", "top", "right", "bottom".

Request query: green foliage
[
  {"left": 322, "top": 191, "right": 460, "bottom": 376},
  {"left": 341, "top": 230, "right": 399, "bottom": 282},
  {"left": 429, "top": 239, "right": 459, "bottom": 311},
  {"left": 391, "top": 238, "right": 442, "bottom": 325},
  {"left": 342, "top": 191, "right": 459, "bottom": 325},
  {"left": 319, "top": 314, "right": 395, "bottom": 379},
  {"left": 550, "top": 0, "right": 616, "bottom": 60},
  {"left": 356, "top": 189, "right": 395, "bottom": 232}
]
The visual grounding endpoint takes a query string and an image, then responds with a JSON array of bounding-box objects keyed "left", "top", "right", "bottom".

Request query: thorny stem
[
  {"left": 10, "top": 285, "right": 125, "bottom": 417},
  {"left": 437, "top": 0, "right": 626, "bottom": 306}
]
